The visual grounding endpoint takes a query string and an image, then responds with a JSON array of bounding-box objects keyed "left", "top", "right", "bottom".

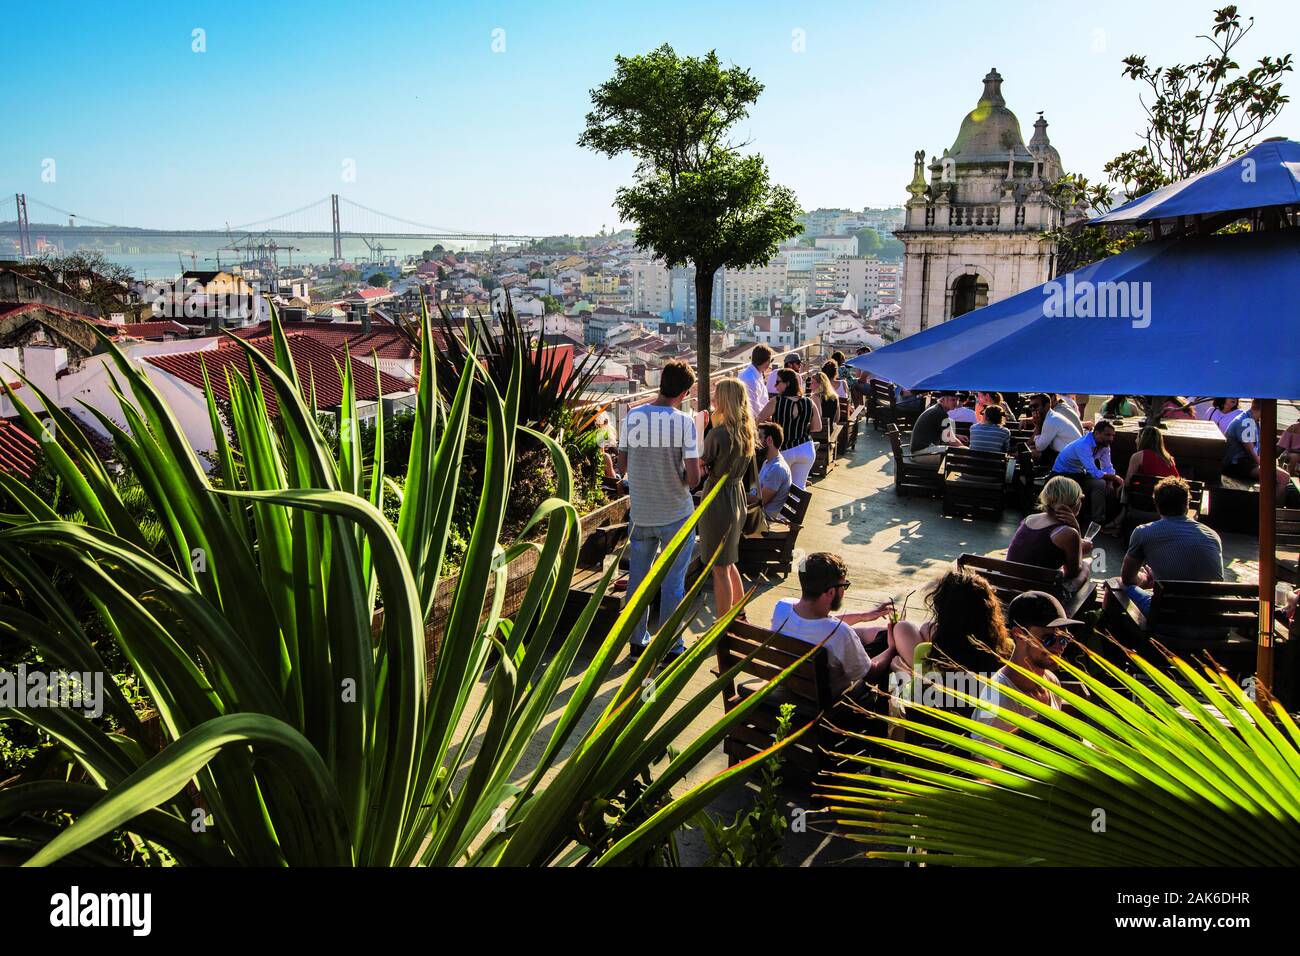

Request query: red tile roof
[
  {"left": 143, "top": 334, "right": 414, "bottom": 415},
  {"left": 229, "top": 320, "right": 437, "bottom": 359},
  {"left": 0, "top": 418, "right": 41, "bottom": 477},
  {"left": 350, "top": 287, "right": 394, "bottom": 301},
  {"left": 112, "top": 320, "right": 197, "bottom": 341}
]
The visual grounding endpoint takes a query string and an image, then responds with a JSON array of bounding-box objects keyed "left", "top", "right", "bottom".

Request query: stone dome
[{"left": 949, "top": 68, "right": 1033, "bottom": 165}]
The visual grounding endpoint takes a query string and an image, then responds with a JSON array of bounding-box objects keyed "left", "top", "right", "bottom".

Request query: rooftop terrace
[{"left": 495, "top": 409, "right": 1269, "bottom": 865}]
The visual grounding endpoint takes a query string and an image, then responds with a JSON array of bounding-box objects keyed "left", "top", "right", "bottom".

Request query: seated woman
[
  {"left": 822, "top": 359, "right": 849, "bottom": 400},
  {"left": 1005, "top": 475, "right": 1094, "bottom": 592},
  {"left": 811, "top": 367, "right": 842, "bottom": 429},
  {"left": 1207, "top": 396, "right": 1245, "bottom": 434},
  {"left": 1280, "top": 420, "right": 1300, "bottom": 477},
  {"left": 974, "top": 391, "right": 1011, "bottom": 421},
  {"left": 888, "top": 568, "right": 1016, "bottom": 677},
  {"left": 1124, "top": 425, "right": 1179, "bottom": 481},
  {"left": 1100, "top": 394, "right": 1139, "bottom": 419},
  {"left": 1159, "top": 396, "right": 1197, "bottom": 420}
]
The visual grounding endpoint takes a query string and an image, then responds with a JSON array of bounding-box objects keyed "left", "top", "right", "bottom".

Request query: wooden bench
[
  {"left": 869, "top": 380, "right": 923, "bottom": 432},
  {"left": 1203, "top": 473, "right": 1260, "bottom": 534},
  {"left": 737, "top": 485, "right": 812, "bottom": 577},
  {"left": 1278, "top": 507, "right": 1300, "bottom": 584},
  {"left": 837, "top": 397, "right": 864, "bottom": 454},
  {"left": 956, "top": 552, "right": 1095, "bottom": 617},
  {"left": 810, "top": 419, "right": 843, "bottom": 479},
  {"left": 716, "top": 619, "right": 880, "bottom": 781},
  {"left": 1121, "top": 474, "right": 1208, "bottom": 537},
  {"left": 565, "top": 502, "right": 631, "bottom": 634},
  {"left": 1101, "top": 579, "right": 1281, "bottom": 679},
  {"left": 942, "top": 447, "right": 1010, "bottom": 520},
  {"left": 886, "top": 424, "right": 944, "bottom": 499},
  {"left": 1013, "top": 445, "right": 1049, "bottom": 512}
]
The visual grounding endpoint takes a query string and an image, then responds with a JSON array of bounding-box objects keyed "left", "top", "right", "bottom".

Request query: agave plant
[
  {"left": 0, "top": 302, "right": 809, "bottom": 866},
  {"left": 394, "top": 296, "right": 609, "bottom": 439},
  {"left": 820, "top": 643, "right": 1300, "bottom": 866}
]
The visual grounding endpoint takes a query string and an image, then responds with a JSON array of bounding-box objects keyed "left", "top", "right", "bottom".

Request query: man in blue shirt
[
  {"left": 1052, "top": 419, "right": 1124, "bottom": 525},
  {"left": 1223, "top": 399, "right": 1292, "bottom": 505}
]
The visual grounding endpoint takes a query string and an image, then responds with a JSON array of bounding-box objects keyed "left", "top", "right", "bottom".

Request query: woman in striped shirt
[{"left": 758, "top": 367, "right": 822, "bottom": 489}]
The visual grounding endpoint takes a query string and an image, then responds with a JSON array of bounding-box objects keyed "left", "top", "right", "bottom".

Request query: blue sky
[{"left": 3, "top": 0, "right": 1296, "bottom": 236}]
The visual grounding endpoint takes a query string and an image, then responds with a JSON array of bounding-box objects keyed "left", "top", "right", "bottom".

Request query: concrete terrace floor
[{"left": 483, "top": 421, "right": 1264, "bottom": 866}]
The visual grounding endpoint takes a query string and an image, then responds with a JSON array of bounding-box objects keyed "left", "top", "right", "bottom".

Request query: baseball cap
[
  {"left": 1007, "top": 591, "right": 1084, "bottom": 629},
  {"left": 785, "top": 353, "right": 803, "bottom": 366}
]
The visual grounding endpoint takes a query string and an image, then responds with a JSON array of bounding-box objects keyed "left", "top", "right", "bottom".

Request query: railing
[
  {"left": 574, "top": 340, "right": 840, "bottom": 441},
  {"left": 949, "top": 205, "right": 1000, "bottom": 228}
]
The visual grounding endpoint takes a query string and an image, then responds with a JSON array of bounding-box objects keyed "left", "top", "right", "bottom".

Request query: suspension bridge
[{"left": 0, "top": 193, "right": 542, "bottom": 258}]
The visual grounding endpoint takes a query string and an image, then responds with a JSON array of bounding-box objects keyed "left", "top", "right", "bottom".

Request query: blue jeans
[
  {"left": 1126, "top": 585, "right": 1153, "bottom": 616},
  {"left": 625, "top": 515, "right": 694, "bottom": 651}
]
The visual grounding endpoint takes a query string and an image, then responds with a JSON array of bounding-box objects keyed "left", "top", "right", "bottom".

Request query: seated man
[
  {"left": 895, "top": 383, "right": 926, "bottom": 417},
  {"left": 1052, "top": 419, "right": 1124, "bottom": 529},
  {"left": 948, "top": 393, "right": 979, "bottom": 425},
  {"left": 909, "top": 391, "right": 965, "bottom": 469},
  {"left": 748, "top": 422, "right": 792, "bottom": 523},
  {"left": 1121, "top": 476, "right": 1224, "bottom": 617},
  {"left": 968, "top": 404, "right": 1012, "bottom": 455},
  {"left": 1223, "top": 398, "right": 1293, "bottom": 505},
  {"left": 1028, "top": 392, "right": 1083, "bottom": 469},
  {"left": 972, "top": 591, "right": 1078, "bottom": 745},
  {"left": 768, "top": 552, "right": 896, "bottom": 696}
]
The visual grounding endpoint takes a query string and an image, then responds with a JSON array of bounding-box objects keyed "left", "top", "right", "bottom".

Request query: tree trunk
[{"left": 694, "top": 266, "right": 715, "bottom": 410}]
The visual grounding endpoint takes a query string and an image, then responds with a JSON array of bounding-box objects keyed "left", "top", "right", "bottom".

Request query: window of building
[{"left": 950, "top": 273, "right": 988, "bottom": 320}]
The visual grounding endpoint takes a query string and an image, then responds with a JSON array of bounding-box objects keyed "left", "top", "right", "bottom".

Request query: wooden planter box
[{"left": 377, "top": 495, "right": 631, "bottom": 683}]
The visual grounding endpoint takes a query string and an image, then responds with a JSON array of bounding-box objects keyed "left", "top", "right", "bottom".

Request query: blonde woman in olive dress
[{"left": 699, "top": 378, "right": 758, "bottom": 617}]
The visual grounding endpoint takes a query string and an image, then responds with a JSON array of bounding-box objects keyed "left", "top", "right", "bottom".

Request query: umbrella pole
[{"left": 1257, "top": 399, "right": 1277, "bottom": 693}]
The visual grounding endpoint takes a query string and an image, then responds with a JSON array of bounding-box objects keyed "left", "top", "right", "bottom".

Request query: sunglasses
[{"left": 1039, "top": 632, "right": 1071, "bottom": 650}]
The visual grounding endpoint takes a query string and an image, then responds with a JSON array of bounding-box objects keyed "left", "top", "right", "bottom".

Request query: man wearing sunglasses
[
  {"left": 768, "top": 552, "right": 895, "bottom": 696},
  {"left": 972, "top": 591, "right": 1080, "bottom": 744}
]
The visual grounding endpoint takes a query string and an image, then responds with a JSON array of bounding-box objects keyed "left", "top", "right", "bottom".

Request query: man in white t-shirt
[
  {"left": 618, "top": 359, "right": 702, "bottom": 662},
  {"left": 736, "top": 344, "right": 773, "bottom": 421},
  {"left": 767, "top": 552, "right": 895, "bottom": 696}
]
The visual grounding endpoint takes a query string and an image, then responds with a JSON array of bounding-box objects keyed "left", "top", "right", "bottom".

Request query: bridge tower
[
  {"left": 330, "top": 193, "right": 342, "bottom": 262},
  {"left": 15, "top": 193, "right": 33, "bottom": 259}
]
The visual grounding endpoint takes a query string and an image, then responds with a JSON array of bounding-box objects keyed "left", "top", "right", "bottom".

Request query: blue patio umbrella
[
  {"left": 847, "top": 225, "right": 1300, "bottom": 691},
  {"left": 1089, "top": 138, "right": 1300, "bottom": 226},
  {"left": 845, "top": 228, "right": 1300, "bottom": 399}
]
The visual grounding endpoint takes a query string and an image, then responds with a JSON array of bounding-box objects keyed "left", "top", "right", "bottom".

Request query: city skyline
[{"left": 3, "top": 0, "right": 1296, "bottom": 236}]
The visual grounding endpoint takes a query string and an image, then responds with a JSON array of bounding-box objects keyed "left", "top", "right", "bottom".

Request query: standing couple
[{"left": 617, "top": 360, "right": 759, "bottom": 663}]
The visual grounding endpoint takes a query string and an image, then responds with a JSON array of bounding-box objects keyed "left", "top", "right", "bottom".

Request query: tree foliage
[
  {"left": 1050, "top": 5, "right": 1292, "bottom": 272},
  {"left": 579, "top": 44, "right": 801, "bottom": 406}
]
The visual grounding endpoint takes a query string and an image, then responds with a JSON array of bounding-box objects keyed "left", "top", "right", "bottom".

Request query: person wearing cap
[
  {"left": 766, "top": 352, "right": 803, "bottom": 396},
  {"left": 971, "top": 591, "right": 1076, "bottom": 745},
  {"left": 908, "top": 391, "right": 966, "bottom": 469}
]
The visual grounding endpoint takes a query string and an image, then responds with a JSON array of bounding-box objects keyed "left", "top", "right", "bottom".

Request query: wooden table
[{"left": 1111, "top": 419, "right": 1227, "bottom": 484}]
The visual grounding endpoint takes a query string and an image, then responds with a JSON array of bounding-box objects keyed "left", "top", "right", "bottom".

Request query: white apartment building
[
  {"left": 719, "top": 257, "right": 787, "bottom": 326},
  {"left": 629, "top": 258, "right": 673, "bottom": 315},
  {"left": 813, "top": 234, "right": 858, "bottom": 257}
]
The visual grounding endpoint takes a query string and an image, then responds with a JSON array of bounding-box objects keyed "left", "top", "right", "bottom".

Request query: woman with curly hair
[{"left": 890, "top": 568, "right": 1014, "bottom": 675}]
